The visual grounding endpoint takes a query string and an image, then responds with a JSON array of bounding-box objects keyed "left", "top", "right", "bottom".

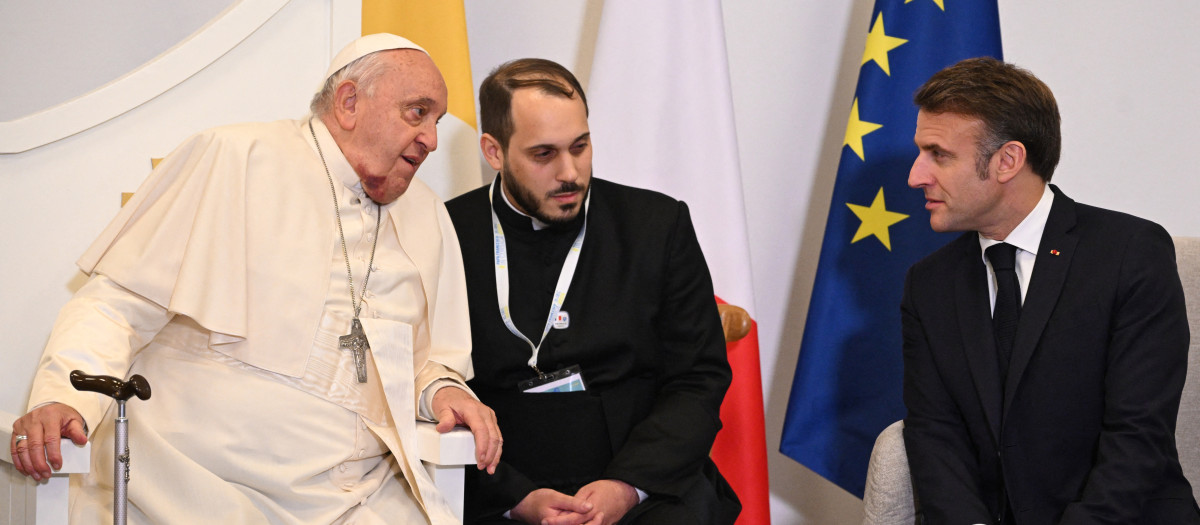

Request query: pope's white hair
[{"left": 309, "top": 51, "right": 395, "bottom": 117}]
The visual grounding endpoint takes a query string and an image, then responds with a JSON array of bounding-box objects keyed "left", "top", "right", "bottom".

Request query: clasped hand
[{"left": 512, "top": 479, "right": 640, "bottom": 525}]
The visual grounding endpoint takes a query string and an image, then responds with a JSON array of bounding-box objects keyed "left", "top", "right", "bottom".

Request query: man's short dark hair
[
  {"left": 479, "top": 58, "right": 588, "bottom": 151},
  {"left": 914, "top": 57, "right": 1061, "bottom": 182}
]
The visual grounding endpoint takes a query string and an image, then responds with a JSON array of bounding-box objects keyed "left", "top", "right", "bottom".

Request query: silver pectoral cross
[{"left": 340, "top": 318, "right": 370, "bottom": 383}]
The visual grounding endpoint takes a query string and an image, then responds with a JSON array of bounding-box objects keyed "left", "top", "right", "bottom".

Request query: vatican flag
[{"left": 362, "top": 0, "right": 483, "bottom": 200}]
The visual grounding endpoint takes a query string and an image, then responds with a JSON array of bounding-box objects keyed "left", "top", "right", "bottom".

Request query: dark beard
[{"left": 501, "top": 170, "right": 586, "bottom": 226}]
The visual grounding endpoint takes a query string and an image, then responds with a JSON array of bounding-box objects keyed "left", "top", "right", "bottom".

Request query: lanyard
[{"left": 489, "top": 177, "right": 589, "bottom": 375}]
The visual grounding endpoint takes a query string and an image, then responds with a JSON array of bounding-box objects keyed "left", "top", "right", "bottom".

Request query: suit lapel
[
  {"left": 1003, "top": 186, "right": 1078, "bottom": 417},
  {"left": 954, "top": 236, "right": 1004, "bottom": 443}
]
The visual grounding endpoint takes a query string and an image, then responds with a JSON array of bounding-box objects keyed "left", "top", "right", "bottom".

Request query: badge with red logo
[{"left": 553, "top": 311, "right": 570, "bottom": 329}]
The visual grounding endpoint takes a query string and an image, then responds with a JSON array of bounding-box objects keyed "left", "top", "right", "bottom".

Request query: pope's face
[
  {"left": 909, "top": 111, "right": 1003, "bottom": 234},
  {"left": 493, "top": 88, "right": 592, "bottom": 225},
  {"left": 342, "top": 50, "right": 448, "bottom": 204}
]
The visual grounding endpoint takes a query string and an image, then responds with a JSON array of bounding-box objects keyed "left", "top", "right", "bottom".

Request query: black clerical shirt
[{"left": 491, "top": 184, "right": 587, "bottom": 346}]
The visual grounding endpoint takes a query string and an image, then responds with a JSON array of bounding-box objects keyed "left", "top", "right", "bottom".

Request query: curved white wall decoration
[{"left": 0, "top": 0, "right": 292, "bottom": 154}]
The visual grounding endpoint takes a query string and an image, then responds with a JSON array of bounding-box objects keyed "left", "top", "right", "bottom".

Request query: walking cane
[{"left": 70, "top": 370, "right": 152, "bottom": 525}]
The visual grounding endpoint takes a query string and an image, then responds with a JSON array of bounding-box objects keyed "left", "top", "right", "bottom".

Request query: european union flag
[{"left": 780, "top": 0, "right": 1002, "bottom": 497}]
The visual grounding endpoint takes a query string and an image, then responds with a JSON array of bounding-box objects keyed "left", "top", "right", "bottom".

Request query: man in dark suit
[
  {"left": 445, "top": 58, "right": 740, "bottom": 525},
  {"left": 902, "top": 57, "right": 1198, "bottom": 524}
]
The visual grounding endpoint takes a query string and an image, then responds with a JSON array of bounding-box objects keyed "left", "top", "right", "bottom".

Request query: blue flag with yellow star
[{"left": 780, "top": 0, "right": 1001, "bottom": 497}]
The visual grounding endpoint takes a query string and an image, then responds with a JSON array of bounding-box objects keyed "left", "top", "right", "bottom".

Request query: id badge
[{"left": 519, "top": 365, "right": 587, "bottom": 393}]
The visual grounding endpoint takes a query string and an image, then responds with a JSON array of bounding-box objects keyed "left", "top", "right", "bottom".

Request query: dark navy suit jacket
[{"left": 903, "top": 185, "right": 1198, "bottom": 524}]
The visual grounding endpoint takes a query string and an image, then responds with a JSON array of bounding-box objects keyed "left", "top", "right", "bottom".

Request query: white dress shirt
[{"left": 978, "top": 184, "right": 1054, "bottom": 313}]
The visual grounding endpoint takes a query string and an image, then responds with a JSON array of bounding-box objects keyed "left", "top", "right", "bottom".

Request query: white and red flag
[{"left": 589, "top": 1, "right": 770, "bottom": 523}]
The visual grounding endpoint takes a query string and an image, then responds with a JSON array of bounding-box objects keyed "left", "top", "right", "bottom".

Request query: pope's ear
[
  {"left": 480, "top": 133, "right": 504, "bottom": 171},
  {"left": 331, "top": 80, "right": 359, "bottom": 131}
]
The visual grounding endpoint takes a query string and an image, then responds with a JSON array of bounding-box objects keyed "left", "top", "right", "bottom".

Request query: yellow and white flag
[{"left": 362, "top": 0, "right": 483, "bottom": 200}]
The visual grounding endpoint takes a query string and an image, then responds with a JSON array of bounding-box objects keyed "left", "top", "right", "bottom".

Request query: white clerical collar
[
  {"left": 497, "top": 180, "right": 552, "bottom": 231},
  {"left": 979, "top": 183, "right": 1054, "bottom": 257}
]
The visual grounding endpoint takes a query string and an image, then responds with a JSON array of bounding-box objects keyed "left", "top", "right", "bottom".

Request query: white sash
[{"left": 360, "top": 317, "right": 458, "bottom": 525}]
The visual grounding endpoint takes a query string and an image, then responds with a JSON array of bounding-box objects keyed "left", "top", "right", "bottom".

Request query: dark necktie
[{"left": 986, "top": 242, "right": 1021, "bottom": 378}]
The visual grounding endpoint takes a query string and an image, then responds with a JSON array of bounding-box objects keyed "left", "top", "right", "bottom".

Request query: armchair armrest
[
  {"left": 417, "top": 421, "right": 476, "bottom": 522},
  {"left": 2, "top": 409, "right": 90, "bottom": 525}
]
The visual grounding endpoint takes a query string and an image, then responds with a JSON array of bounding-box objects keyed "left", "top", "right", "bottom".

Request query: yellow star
[
  {"left": 861, "top": 13, "right": 908, "bottom": 76},
  {"left": 846, "top": 188, "right": 909, "bottom": 251},
  {"left": 843, "top": 98, "right": 883, "bottom": 161},
  {"left": 904, "top": 0, "right": 946, "bottom": 11}
]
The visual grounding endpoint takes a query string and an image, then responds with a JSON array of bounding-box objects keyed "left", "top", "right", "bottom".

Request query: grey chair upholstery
[
  {"left": 862, "top": 236, "right": 1200, "bottom": 524},
  {"left": 1175, "top": 236, "right": 1200, "bottom": 503},
  {"left": 862, "top": 420, "right": 916, "bottom": 525}
]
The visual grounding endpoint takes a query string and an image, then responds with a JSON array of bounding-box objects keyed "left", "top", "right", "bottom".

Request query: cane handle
[{"left": 70, "top": 370, "right": 152, "bottom": 401}]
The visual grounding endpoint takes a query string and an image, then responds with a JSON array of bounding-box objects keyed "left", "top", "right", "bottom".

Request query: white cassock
[{"left": 25, "top": 118, "right": 472, "bottom": 524}]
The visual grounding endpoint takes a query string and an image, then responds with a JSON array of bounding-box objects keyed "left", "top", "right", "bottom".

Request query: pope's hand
[
  {"left": 431, "top": 387, "right": 502, "bottom": 474},
  {"left": 10, "top": 402, "right": 87, "bottom": 481}
]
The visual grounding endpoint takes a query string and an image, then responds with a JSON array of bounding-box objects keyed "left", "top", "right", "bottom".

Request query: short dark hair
[
  {"left": 914, "top": 57, "right": 1061, "bottom": 182},
  {"left": 479, "top": 58, "right": 588, "bottom": 150}
]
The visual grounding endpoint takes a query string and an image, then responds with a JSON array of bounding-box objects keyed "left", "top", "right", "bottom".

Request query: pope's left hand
[{"left": 431, "top": 387, "right": 502, "bottom": 474}]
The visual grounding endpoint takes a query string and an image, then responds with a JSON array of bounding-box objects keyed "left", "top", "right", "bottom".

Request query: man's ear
[
  {"left": 332, "top": 80, "right": 359, "bottom": 131},
  {"left": 480, "top": 133, "right": 505, "bottom": 171},
  {"left": 994, "top": 141, "right": 1027, "bottom": 184}
]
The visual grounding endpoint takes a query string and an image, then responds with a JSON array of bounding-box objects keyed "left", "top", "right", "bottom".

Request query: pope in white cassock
[{"left": 7, "top": 34, "right": 501, "bottom": 524}]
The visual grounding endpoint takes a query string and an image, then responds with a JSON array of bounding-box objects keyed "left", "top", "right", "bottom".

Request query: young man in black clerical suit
[
  {"left": 445, "top": 58, "right": 740, "bottom": 525},
  {"left": 902, "top": 57, "right": 1199, "bottom": 525}
]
